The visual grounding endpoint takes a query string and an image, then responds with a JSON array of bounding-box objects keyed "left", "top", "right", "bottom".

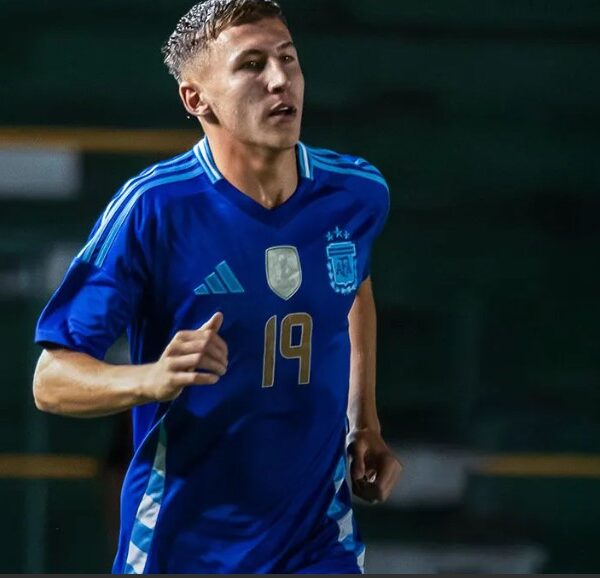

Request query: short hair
[{"left": 162, "top": 0, "right": 287, "bottom": 81}]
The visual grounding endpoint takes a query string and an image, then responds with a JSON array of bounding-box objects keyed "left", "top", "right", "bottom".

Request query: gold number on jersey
[
  {"left": 261, "top": 313, "right": 313, "bottom": 388},
  {"left": 262, "top": 315, "right": 277, "bottom": 388}
]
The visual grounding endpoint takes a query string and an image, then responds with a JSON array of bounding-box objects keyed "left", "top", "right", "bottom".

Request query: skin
[
  {"left": 179, "top": 17, "right": 304, "bottom": 209},
  {"left": 32, "top": 16, "right": 401, "bottom": 504},
  {"left": 348, "top": 278, "right": 402, "bottom": 503},
  {"left": 34, "top": 313, "right": 228, "bottom": 418}
]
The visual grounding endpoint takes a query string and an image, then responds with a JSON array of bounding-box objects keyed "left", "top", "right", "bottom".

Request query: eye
[
  {"left": 241, "top": 60, "right": 263, "bottom": 71},
  {"left": 281, "top": 54, "right": 295, "bottom": 64}
]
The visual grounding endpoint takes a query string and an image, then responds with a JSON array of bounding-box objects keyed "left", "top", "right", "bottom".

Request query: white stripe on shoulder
[
  {"left": 297, "top": 142, "right": 313, "bottom": 179},
  {"left": 309, "top": 155, "right": 389, "bottom": 190},
  {"left": 308, "top": 148, "right": 382, "bottom": 176},
  {"left": 94, "top": 164, "right": 203, "bottom": 268},
  {"left": 193, "top": 139, "right": 222, "bottom": 183},
  {"left": 79, "top": 151, "right": 197, "bottom": 262}
]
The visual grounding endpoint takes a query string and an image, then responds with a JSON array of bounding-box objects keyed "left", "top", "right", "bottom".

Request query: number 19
[{"left": 262, "top": 313, "right": 313, "bottom": 388}]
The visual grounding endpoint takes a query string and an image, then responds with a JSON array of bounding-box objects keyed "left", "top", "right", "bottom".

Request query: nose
[{"left": 266, "top": 59, "right": 290, "bottom": 94}]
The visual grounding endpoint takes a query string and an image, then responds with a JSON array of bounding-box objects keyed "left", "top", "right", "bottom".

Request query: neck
[{"left": 204, "top": 131, "right": 299, "bottom": 210}]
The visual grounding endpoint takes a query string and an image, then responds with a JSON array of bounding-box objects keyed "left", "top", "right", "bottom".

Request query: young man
[{"left": 33, "top": 0, "right": 401, "bottom": 573}]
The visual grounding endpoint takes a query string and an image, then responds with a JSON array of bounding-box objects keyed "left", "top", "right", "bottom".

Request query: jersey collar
[{"left": 193, "top": 137, "right": 313, "bottom": 183}]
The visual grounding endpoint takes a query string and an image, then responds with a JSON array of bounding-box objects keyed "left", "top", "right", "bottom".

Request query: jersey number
[{"left": 262, "top": 313, "right": 313, "bottom": 388}]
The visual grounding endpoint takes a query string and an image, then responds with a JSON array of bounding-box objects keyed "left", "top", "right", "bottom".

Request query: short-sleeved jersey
[{"left": 35, "top": 138, "right": 389, "bottom": 574}]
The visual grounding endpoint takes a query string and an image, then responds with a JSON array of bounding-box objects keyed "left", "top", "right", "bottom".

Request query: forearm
[
  {"left": 33, "top": 316, "right": 227, "bottom": 419},
  {"left": 33, "top": 348, "right": 151, "bottom": 418},
  {"left": 347, "top": 277, "right": 381, "bottom": 434}
]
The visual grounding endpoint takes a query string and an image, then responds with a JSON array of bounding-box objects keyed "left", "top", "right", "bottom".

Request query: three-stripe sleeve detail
[
  {"left": 79, "top": 151, "right": 195, "bottom": 263},
  {"left": 93, "top": 165, "right": 203, "bottom": 268},
  {"left": 79, "top": 157, "right": 203, "bottom": 269},
  {"left": 307, "top": 148, "right": 388, "bottom": 190}
]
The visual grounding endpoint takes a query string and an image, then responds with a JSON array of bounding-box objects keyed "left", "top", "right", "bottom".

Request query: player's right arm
[{"left": 33, "top": 313, "right": 228, "bottom": 418}]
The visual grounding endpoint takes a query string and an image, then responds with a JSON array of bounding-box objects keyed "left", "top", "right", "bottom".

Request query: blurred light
[{"left": 0, "top": 147, "right": 81, "bottom": 199}]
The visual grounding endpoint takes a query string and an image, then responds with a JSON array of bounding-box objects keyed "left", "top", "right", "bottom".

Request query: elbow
[
  {"left": 33, "top": 371, "right": 58, "bottom": 414},
  {"left": 32, "top": 352, "right": 63, "bottom": 414}
]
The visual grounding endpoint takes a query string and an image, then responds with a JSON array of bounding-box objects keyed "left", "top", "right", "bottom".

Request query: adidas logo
[{"left": 194, "top": 261, "right": 245, "bottom": 295}]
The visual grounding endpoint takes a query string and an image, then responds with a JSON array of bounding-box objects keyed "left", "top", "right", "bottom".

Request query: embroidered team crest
[
  {"left": 265, "top": 246, "right": 302, "bottom": 300},
  {"left": 326, "top": 227, "right": 358, "bottom": 295}
]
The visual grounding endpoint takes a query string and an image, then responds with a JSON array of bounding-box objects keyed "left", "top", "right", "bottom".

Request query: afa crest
[{"left": 326, "top": 227, "right": 358, "bottom": 295}]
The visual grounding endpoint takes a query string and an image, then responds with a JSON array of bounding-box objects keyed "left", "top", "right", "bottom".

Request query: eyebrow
[
  {"left": 233, "top": 41, "right": 296, "bottom": 62},
  {"left": 277, "top": 41, "right": 296, "bottom": 52}
]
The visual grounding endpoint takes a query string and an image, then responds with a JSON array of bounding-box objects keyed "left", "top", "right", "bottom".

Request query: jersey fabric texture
[{"left": 35, "top": 138, "right": 390, "bottom": 574}]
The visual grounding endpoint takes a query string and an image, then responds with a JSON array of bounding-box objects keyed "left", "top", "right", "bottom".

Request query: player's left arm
[{"left": 347, "top": 276, "right": 402, "bottom": 503}]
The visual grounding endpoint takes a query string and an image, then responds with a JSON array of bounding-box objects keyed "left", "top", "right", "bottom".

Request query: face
[{"left": 182, "top": 17, "right": 304, "bottom": 151}]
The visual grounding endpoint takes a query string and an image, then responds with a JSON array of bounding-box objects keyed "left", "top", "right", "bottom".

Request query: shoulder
[
  {"left": 120, "top": 148, "right": 207, "bottom": 211},
  {"left": 304, "top": 144, "right": 388, "bottom": 191},
  {"left": 78, "top": 148, "right": 206, "bottom": 266},
  {"left": 101, "top": 147, "right": 208, "bottom": 222},
  {"left": 303, "top": 144, "right": 390, "bottom": 215}
]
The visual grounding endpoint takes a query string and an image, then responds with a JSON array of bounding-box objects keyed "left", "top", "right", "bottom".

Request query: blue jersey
[{"left": 35, "top": 138, "right": 389, "bottom": 574}]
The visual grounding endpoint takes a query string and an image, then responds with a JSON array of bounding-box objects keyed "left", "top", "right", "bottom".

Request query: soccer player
[{"left": 32, "top": 0, "right": 401, "bottom": 573}]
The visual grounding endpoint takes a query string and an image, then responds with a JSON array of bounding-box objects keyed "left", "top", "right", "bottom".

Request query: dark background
[{"left": 0, "top": 0, "right": 599, "bottom": 572}]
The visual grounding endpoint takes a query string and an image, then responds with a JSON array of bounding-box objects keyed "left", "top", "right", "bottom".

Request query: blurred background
[{"left": 1, "top": 0, "right": 599, "bottom": 573}]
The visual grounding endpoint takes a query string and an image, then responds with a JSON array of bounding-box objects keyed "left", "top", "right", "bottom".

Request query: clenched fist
[
  {"left": 347, "top": 428, "right": 402, "bottom": 504},
  {"left": 140, "top": 312, "right": 228, "bottom": 402}
]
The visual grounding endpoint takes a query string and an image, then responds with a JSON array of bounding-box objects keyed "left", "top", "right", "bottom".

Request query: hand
[
  {"left": 140, "top": 312, "right": 228, "bottom": 402},
  {"left": 347, "top": 428, "right": 402, "bottom": 504}
]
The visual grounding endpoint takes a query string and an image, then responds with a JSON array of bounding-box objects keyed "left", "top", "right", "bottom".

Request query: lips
[{"left": 268, "top": 103, "right": 297, "bottom": 117}]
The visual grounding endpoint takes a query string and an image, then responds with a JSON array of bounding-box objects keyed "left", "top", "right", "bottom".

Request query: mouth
[{"left": 268, "top": 103, "right": 298, "bottom": 119}]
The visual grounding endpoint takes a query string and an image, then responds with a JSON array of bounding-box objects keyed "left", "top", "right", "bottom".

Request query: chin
[{"left": 263, "top": 129, "right": 301, "bottom": 151}]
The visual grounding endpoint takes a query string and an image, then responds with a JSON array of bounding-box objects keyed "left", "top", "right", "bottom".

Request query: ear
[{"left": 179, "top": 81, "right": 212, "bottom": 119}]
